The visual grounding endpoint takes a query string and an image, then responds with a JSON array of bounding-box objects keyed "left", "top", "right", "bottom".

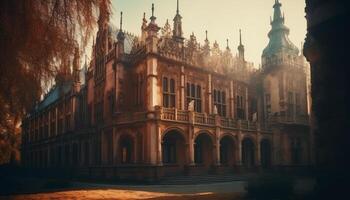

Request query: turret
[
  {"left": 145, "top": 4, "right": 160, "bottom": 53},
  {"left": 172, "top": 0, "right": 184, "bottom": 43}
]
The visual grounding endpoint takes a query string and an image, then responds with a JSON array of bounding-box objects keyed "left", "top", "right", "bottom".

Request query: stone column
[
  {"left": 214, "top": 115, "right": 221, "bottom": 165},
  {"left": 256, "top": 131, "right": 261, "bottom": 168},
  {"left": 230, "top": 81, "right": 235, "bottom": 119},
  {"left": 237, "top": 120, "right": 243, "bottom": 167},
  {"left": 146, "top": 57, "right": 159, "bottom": 111},
  {"left": 208, "top": 74, "right": 212, "bottom": 114},
  {"left": 188, "top": 111, "right": 195, "bottom": 165},
  {"left": 245, "top": 87, "right": 249, "bottom": 121},
  {"left": 180, "top": 66, "right": 185, "bottom": 110}
]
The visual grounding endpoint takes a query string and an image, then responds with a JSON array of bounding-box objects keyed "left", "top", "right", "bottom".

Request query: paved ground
[
  {"left": 1, "top": 175, "right": 315, "bottom": 200},
  {"left": 1, "top": 182, "right": 244, "bottom": 200}
]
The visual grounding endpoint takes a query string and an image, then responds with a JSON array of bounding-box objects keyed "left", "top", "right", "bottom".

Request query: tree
[{"left": 0, "top": 0, "right": 110, "bottom": 164}]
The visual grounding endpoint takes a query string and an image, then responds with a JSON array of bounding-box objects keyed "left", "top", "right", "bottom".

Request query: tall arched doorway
[
  {"left": 242, "top": 138, "right": 255, "bottom": 168},
  {"left": 260, "top": 139, "right": 272, "bottom": 168},
  {"left": 118, "top": 134, "right": 134, "bottom": 164},
  {"left": 162, "top": 130, "right": 186, "bottom": 176},
  {"left": 194, "top": 132, "right": 214, "bottom": 170},
  {"left": 220, "top": 135, "right": 236, "bottom": 166}
]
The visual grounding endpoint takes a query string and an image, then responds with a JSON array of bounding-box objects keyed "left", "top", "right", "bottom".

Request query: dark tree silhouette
[{"left": 0, "top": 0, "right": 111, "bottom": 164}]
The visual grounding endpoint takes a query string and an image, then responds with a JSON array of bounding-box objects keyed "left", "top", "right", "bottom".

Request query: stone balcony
[
  {"left": 268, "top": 114, "right": 310, "bottom": 126},
  {"left": 114, "top": 106, "right": 272, "bottom": 133}
]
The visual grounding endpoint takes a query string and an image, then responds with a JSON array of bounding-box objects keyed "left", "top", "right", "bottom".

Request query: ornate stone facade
[{"left": 21, "top": 0, "right": 312, "bottom": 181}]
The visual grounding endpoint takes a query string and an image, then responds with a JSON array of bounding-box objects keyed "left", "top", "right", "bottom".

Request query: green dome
[{"left": 262, "top": 0, "right": 299, "bottom": 58}]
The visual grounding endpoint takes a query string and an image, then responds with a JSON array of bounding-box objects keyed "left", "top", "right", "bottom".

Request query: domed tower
[
  {"left": 262, "top": 0, "right": 308, "bottom": 122},
  {"left": 261, "top": 0, "right": 310, "bottom": 167}
]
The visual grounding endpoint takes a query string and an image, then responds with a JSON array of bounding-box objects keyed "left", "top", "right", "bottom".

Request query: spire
[
  {"left": 226, "top": 38, "right": 230, "bottom": 50},
  {"left": 238, "top": 29, "right": 245, "bottom": 61},
  {"left": 262, "top": 0, "right": 299, "bottom": 58},
  {"left": 203, "top": 30, "right": 210, "bottom": 54},
  {"left": 150, "top": 3, "right": 156, "bottom": 23},
  {"left": 141, "top": 12, "right": 148, "bottom": 42},
  {"left": 117, "top": 11, "right": 125, "bottom": 41},
  {"left": 145, "top": 3, "right": 160, "bottom": 38},
  {"left": 120, "top": 11, "right": 123, "bottom": 31},
  {"left": 161, "top": 19, "right": 172, "bottom": 37},
  {"left": 273, "top": 0, "right": 283, "bottom": 22},
  {"left": 142, "top": 12, "right": 147, "bottom": 28},
  {"left": 173, "top": 0, "right": 184, "bottom": 43},
  {"left": 239, "top": 29, "right": 242, "bottom": 45},
  {"left": 177, "top": 0, "right": 179, "bottom": 14}
]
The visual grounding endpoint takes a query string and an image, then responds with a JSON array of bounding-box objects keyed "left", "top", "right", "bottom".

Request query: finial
[
  {"left": 120, "top": 12, "right": 123, "bottom": 31},
  {"left": 226, "top": 38, "right": 229, "bottom": 48},
  {"left": 239, "top": 29, "right": 242, "bottom": 45},
  {"left": 151, "top": 3, "right": 154, "bottom": 17},
  {"left": 177, "top": 0, "right": 179, "bottom": 14},
  {"left": 143, "top": 12, "right": 146, "bottom": 20},
  {"left": 205, "top": 30, "right": 208, "bottom": 40}
]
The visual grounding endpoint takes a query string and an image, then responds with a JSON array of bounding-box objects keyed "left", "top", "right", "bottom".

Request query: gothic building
[{"left": 21, "top": 0, "right": 311, "bottom": 181}]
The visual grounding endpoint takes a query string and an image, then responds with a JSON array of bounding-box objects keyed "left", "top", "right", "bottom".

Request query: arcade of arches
[{"left": 161, "top": 129, "right": 273, "bottom": 174}]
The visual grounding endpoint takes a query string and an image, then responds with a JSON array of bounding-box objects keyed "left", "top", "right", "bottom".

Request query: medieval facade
[{"left": 21, "top": 0, "right": 311, "bottom": 181}]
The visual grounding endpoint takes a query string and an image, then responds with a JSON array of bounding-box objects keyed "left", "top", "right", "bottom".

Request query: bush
[{"left": 245, "top": 174, "right": 295, "bottom": 200}]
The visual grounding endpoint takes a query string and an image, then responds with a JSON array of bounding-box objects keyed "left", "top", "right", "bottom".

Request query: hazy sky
[{"left": 109, "top": 0, "right": 306, "bottom": 67}]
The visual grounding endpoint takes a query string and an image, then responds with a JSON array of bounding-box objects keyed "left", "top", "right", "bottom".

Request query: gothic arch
[
  {"left": 242, "top": 137, "right": 255, "bottom": 168},
  {"left": 161, "top": 127, "right": 187, "bottom": 143},
  {"left": 219, "top": 132, "right": 237, "bottom": 143},
  {"left": 220, "top": 134, "right": 236, "bottom": 166},
  {"left": 194, "top": 130, "right": 215, "bottom": 144}
]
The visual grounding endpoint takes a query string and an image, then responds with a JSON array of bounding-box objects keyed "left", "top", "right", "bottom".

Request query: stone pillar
[
  {"left": 245, "top": 87, "right": 249, "bottom": 121},
  {"left": 180, "top": 66, "right": 185, "bottom": 110},
  {"left": 188, "top": 111, "right": 195, "bottom": 165},
  {"left": 237, "top": 120, "right": 243, "bottom": 167},
  {"left": 146, "top": 57, "right": 159, "bottom": 111},
  {"left": 155, "top": 107, "right": 162, "bottom": 165},
  {"left": 256, "top": 131, "right": 261, "bottom": 168},
  {"left": 214, "top": 115, "right": 221, "bottom": 165},
  {"left": 208, "top": 74, "right": 212, "bottom": 114},
  {"left": 230, "top": 81, "right": 235, "bottom": 119}
]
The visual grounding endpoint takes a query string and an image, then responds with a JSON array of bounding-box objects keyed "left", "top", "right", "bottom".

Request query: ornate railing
[
  {"left": 114, "top": 107, "right": 273, "bottom": 133},
  {"left": 268, "top": 115, "right": 309, "bottom": 126},
  {"left": 161, "top": 107, "right": 269, "bottom": 132}
]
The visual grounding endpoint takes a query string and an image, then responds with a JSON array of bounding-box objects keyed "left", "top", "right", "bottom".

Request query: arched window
[
  {"left": 214, "top": 89, "right": 227, "bottom": 117},
  {"left": 186, "top": 83, "right": 202, "bottom": 112},
  {"left": 163, "top": 77, "right": 176, "bottom": 108}
]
